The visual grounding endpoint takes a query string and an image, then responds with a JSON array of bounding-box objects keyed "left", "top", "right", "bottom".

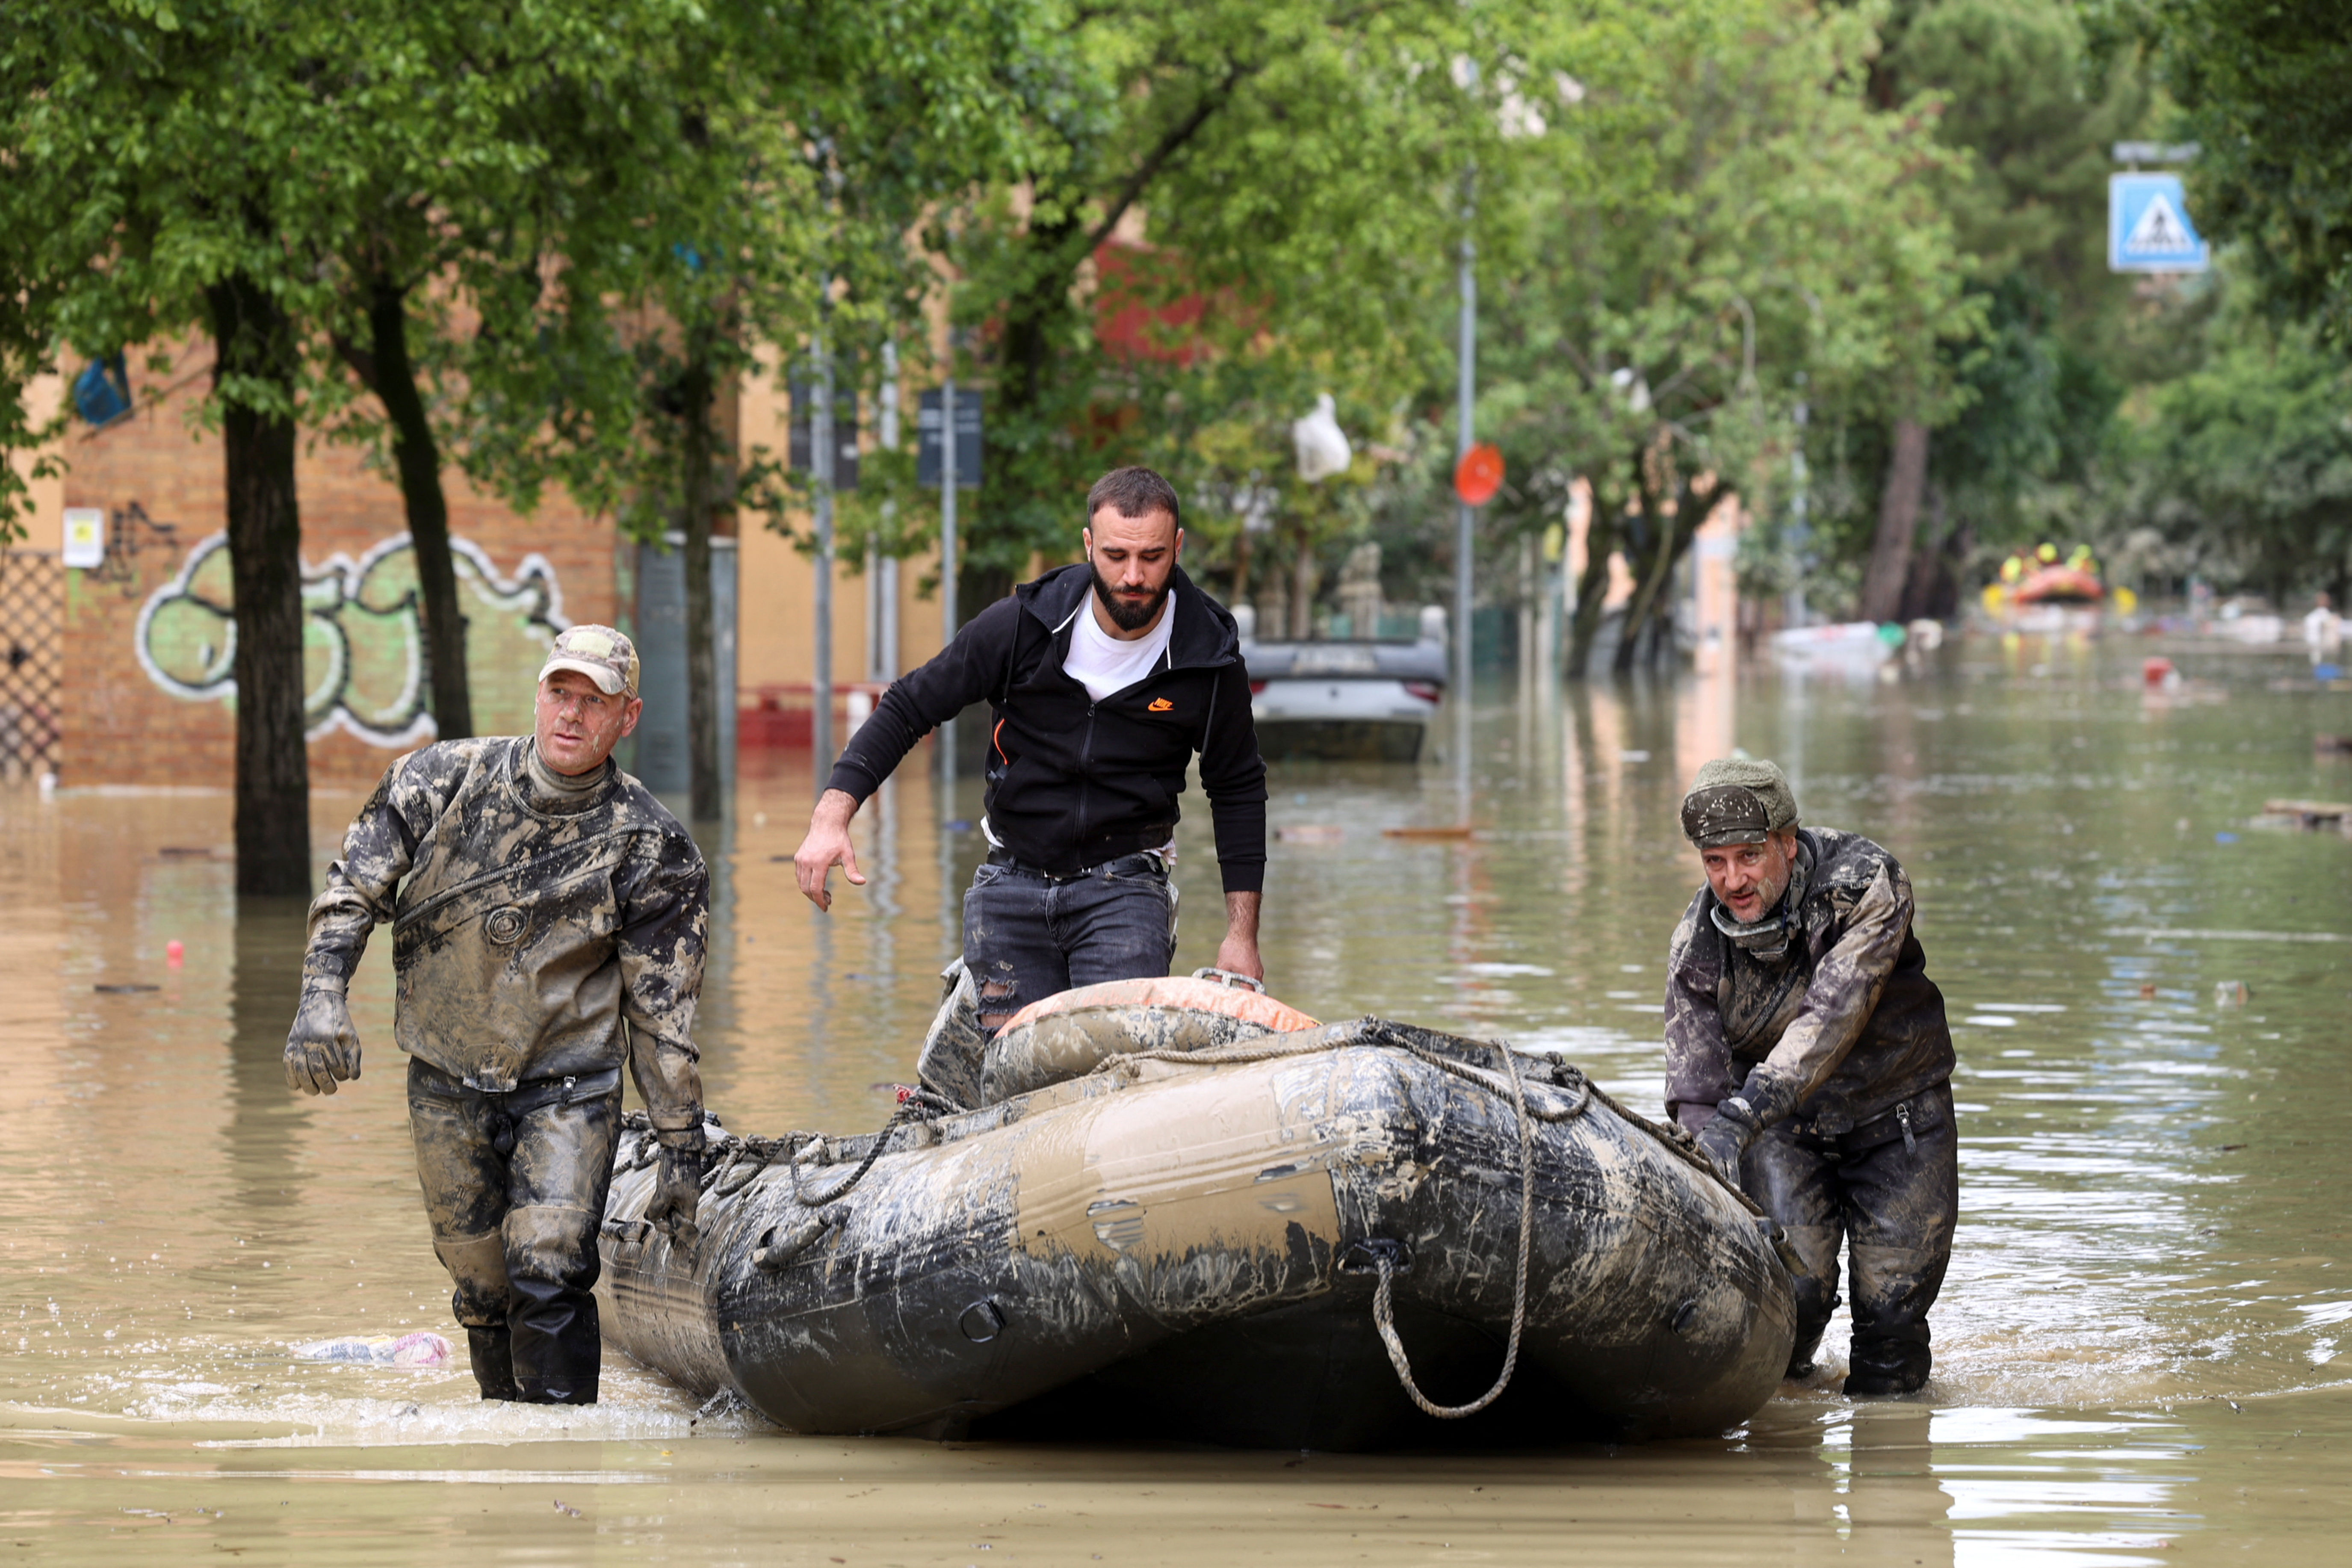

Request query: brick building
[{"left": 2, "top": 346, "right": 949, "bottom": 791}]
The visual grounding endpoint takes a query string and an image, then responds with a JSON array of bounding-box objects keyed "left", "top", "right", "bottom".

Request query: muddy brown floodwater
[{"left": 4, "top": 633, "right": 2350, "bottom": 1565}]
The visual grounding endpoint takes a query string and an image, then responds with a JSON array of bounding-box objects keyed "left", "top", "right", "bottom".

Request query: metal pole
[
  {"left": 812, "top": 332, "right": 836, "bottom": 790},
  {"left": 877, "top": 340, "right": 901, "bottom": 682},
  {"left": 1786, "top": 387, "right": 1811, "bottom": 629},
  {"left": 938, "top": 369, "right": 958, "bottom": 793},
  {"left": 1454, "top": 189, "right": 1476, "bottom": 795}
]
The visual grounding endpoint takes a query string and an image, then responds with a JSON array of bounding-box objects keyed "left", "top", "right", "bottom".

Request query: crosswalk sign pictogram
[{"left": 2109, "top": 173, "right": 2209, "bottom": 273}]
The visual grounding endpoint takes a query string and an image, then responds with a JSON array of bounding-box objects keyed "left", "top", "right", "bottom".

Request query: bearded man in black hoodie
[{"left": 794, "top": 466, "right": 1269, "bottom": 1062}]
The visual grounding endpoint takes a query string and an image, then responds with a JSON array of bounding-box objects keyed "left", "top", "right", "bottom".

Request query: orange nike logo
[{"left": 1148, "top": 698, "right": 1174, "bottom": 712}]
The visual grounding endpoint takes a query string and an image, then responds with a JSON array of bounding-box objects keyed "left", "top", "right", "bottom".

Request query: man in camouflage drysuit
[
  {"left": 1664, "top": 758, "right": 1958, "bottom": 1397},
  {"left": 284, "top": 625, "right": 709, "bottom": 1404}
]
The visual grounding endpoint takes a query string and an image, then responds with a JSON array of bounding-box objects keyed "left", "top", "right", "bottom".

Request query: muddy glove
[
  {"left": 646, "top": 1129, "right": 707, "bottom": 1257},
  {"left": 283, "top": 980, "right": 362, "bottom": 1096},
  {"left": 1696, "top": 1094, "right": 1764, "bottom": 1191}
]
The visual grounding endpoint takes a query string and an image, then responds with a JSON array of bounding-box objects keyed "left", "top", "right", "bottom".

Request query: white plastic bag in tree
[{"left": 1292, "top": 394, "right": 1353, "bottom": 483}]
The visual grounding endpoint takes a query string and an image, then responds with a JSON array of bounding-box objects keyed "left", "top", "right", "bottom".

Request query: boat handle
[
  {"left": 1339, "top": 1237, "right": 1412, "bottom": 1277},
  {"left": 753, "top": 1211, "right": 845, "bottom": 1272},
  {"left": 1191, "top": 966, "right": 1267, "bottom": 994}
]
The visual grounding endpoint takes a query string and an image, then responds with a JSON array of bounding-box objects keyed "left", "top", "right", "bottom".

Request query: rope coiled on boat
[
  {"left": 1371, "top": 1035, "right": 1536, "bottom": 1418},
  {"left": 1085, "top": 1018, "right": 1759, "bottom": 1416}
]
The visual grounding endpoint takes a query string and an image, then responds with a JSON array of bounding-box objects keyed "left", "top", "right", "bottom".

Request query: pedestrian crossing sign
[{"left": 2109, "top": 173, "right": 2209, "bottom": 273}]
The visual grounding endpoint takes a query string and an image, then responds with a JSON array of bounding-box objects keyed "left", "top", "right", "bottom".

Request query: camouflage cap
[
  {"left": 1680, "top": 757, "right": 1799, "bottom": 847},
  {"left": 538, "top": 624, "right": 640, "bottom": 698}
]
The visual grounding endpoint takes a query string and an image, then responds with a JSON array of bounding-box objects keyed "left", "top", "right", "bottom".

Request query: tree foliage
[
  {"left": 1479, "top": 0, "right": 1974, "bottom": 665},
  {"left": 2165, "top": 0, "right": 2352, "bottom": 343},
  {"left": 919, "top": 0, "right": 1522, "bottom": 607},
  {"left": 2128, "top": 285, "right": 2352, "bottom": 600}
]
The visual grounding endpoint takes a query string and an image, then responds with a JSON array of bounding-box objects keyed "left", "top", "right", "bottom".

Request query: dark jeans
[
  {"left": 963, "top": 852, "right": 1178, "bottom": 1030},
  {"left": 406, "top": 1057, "right": 622, "bottom": 1403},
  {"left": 1743, "top": 1080, "right": 1958, "bottom": 1395}
]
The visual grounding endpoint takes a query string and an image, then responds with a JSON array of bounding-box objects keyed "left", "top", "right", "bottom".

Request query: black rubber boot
[
  {"left": 511, "top": 1279, "right": 601, "bottom": 1405},
  {"left": 467, "top": 1326, "right": 518, "bottom": 1401},
  {"left": 1844, "top": 1326, "right": 1932, "bottom": 1396}
]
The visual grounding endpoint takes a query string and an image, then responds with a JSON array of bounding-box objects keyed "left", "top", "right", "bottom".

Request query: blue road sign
[{"left": 2110, "top": 173, "right": 2209, "bottom": 273}]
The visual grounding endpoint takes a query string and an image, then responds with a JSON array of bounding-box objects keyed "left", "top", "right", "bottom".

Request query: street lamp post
[
  {"left": 1454, "top": 180, "right": 1477, "bottom": 795},
  {"left": 938, "top": 366, "right": 958, "bottom": 795},
  {"left": 812, "top": 332, "right": 836, "bottom": 791}
]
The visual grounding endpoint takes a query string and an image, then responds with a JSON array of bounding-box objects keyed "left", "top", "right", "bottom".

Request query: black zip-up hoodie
[{"left": 827, "top": 563, "right": 1268, "bottom": 893}]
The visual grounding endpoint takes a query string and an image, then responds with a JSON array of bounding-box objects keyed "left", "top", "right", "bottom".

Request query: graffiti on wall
[{"left": 135, "top": 533, "right": 571, "bottom": 745}]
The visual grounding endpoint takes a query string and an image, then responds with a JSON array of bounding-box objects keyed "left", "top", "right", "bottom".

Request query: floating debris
[{"left": 293, "top": 1331, "right": 452, "bottom": 1367}]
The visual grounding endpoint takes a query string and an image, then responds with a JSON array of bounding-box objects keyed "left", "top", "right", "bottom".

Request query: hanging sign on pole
[
  {"left": 1454, "top": 442, "right": 1504, "bottom": 507},
  {"left": 2109, "top": 173, "right": 2209, "bottom": 274},
  {"left": 917, "top": 390, "right": 983, "bottom": 487}
]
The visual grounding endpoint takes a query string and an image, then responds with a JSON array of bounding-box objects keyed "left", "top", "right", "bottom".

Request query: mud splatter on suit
[
  {"left": 1665, "top": 827, "right": 1957, "bottom": 1393},
  {"left": 301, "top": 735, "right": 707, "bottom": 1402}
]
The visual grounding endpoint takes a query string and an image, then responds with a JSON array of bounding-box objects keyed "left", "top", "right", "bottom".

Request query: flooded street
[{"left": 4, "top": 633, "right": 2349, "bottom": 1564}]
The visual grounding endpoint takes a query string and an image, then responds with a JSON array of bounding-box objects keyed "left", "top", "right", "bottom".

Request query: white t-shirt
[{"left": 1059, "top": 588, "right": 1177, "bottom": 703}]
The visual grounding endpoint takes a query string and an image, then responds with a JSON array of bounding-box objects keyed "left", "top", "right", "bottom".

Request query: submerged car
[{"left": 1238, "top": 604, "right": 1448, "bottom": 762}]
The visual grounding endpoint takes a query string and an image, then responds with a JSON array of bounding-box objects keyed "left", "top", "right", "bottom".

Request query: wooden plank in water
[{"left": 2263, "top": 798, "right": 2352, "bottom": 824}]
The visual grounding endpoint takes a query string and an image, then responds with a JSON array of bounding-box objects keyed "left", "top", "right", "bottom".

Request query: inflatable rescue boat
[{"left": 596, "top": 977, "right": 1797, "bottom": 1448}]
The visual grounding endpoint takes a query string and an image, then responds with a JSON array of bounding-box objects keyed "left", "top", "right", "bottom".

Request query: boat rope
[
  {"left": 785, "top": 1084, "right": 960, "bottom": 1208},
  {"left": 1085, "top": 1021, "right": 1761, "bottom": 1216},
  {"left": 1369, "top": 1035, "right": 1536, "bottom": 1420},
  {"left": 1081, "top": 1018, "right": 1765, "bottom": 1412}
]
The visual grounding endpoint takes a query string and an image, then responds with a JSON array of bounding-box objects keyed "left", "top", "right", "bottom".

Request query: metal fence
[{"left": 0, "top": 550, "right": 63, "bottom": 779}]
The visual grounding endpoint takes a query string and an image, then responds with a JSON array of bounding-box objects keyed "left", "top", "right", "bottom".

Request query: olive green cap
[{"left": 1680, "top": 757, "right": 1799, "bottom": 847}]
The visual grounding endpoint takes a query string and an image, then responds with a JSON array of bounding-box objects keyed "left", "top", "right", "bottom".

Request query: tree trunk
[
  {"left": 365, "top": 278, "right": 472, "bottom": 738},
  {"left": 1613, "top": 508, "right": 1675, "bottom": 673},
  {"left": 1615, "top": 455, "right": 1699, "bottom": 674},
  {"left": 1565, "top": 507, "right": 1619, "bottom": 679},
  {"left": 1860, "top": 418, "right": 1929, "bottom": 623},
  {"left": 1898, "top": 485, "right": 1947, "bottom": 623},
  {"left": 678, "top": 350, "right": 723, "bottom": 823},
  {"left": 1289, "top": 534, "right": 1318, "bottom": 640},
  {"left": 206, "top": 276, "right": 312, "bottom": 897}
]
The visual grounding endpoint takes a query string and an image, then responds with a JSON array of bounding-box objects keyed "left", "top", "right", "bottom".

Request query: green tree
[
  {"left": 301, "top": 4, "right": 747, "bottom": 744},
  {"left": 2164, "top": 0, "right": 2352, "bottom": 343},
  {"left": 4, "top": 1, "right": 401, "bottom": 892},
  {"left": 1478, "top": 0, "right": 1973, "bottom": 672},
  {"left": 935, "top": 0, "right": 1521, "bottom": 613},
  {"left": 478, "top": 0, "right": 1039, "bottom": 819},
  {"left": 2134, "top": 288, "right": 2352, "bottom": 602},
  {"left": 1844, "top": 0, "right": 2144, "bottom": 618}
]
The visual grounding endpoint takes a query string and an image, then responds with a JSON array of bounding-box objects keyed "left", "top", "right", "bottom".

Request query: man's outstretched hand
[{"left": 793, "top": 788, "right": 866, "bottom": 912}]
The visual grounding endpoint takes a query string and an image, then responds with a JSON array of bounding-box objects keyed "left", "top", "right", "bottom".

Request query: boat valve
[{"left": 1339, "top": 1237, "right": 1413, "bottom": 1277}]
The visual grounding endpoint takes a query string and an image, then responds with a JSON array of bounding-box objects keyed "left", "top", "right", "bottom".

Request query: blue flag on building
[{"left": 2109, "top": 173, "right": 2209, "bottom": 274}]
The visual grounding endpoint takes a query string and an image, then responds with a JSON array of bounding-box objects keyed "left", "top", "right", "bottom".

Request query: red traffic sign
[{"left": 1454, "top": 443, "right": 1504, "bottom": 507}]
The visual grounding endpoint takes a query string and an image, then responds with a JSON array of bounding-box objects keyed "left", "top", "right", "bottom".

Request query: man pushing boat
[
  {"left": 1665, "top": 758, "right": 1958, "bottom": 1397},
  {"left": 794, "top": 465, "right": 1269, "bottom": 1038},
  {"left": 282, "top": 626, "right": 710, "bottom": 1404}
]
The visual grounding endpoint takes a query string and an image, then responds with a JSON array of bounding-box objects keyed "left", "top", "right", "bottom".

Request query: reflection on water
[{"left": 3, "top": 635, "right": 2349, "bottom": 1561}]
